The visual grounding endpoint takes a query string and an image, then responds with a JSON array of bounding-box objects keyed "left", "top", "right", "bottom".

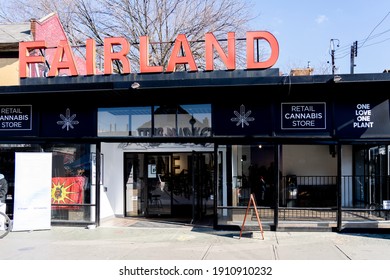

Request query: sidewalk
[{"left": 1, "top": 218, "right": 390, "bottom": 260}]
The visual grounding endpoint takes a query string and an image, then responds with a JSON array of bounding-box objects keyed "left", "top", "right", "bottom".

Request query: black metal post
[
  {"left": 336, "top": 144, "right": 342, "bottom": 231},
  {"left": 273, "top": 144, "right": 280, "bottom": 231},
  {"left": 213, "top": 144, "right": 219, "bottom": 229},
  {"left": 95, "top": 142, "right": 101, "bottom": 227},
  {"left": 191, "top": 150, "right": 196, "bottom": 224}
]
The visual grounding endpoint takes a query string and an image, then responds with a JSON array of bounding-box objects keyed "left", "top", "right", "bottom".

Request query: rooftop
[{"left": 0, "top": 23, "right": 31, "bottom": 51}]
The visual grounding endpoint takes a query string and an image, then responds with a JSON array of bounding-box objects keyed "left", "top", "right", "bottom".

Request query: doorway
[{"left": 124, "top": 152, "right": 214, "bottom": 223}]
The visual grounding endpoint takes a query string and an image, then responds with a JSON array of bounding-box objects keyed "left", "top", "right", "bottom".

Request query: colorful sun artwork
[{"left": 51, "top": 177, "right": 84, "bottom": 208}]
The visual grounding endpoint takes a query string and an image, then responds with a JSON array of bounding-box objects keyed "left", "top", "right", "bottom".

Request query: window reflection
[
  {"left": 153, "top": 104, "right": 211, "bottom": 137},
  {"left": 98, "top": 107, "right": 152, "bottom": 137},
  {"left": 98, "top": 104, "right": 211, "bottom": 137},
  {"left": 43, "top": 143, "right": 95, "bottom": 224}
]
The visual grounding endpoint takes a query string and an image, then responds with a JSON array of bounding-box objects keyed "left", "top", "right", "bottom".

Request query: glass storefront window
[
  {"left": 217, "top": 144, "right": 276, "bottom": 227},
  {"left": 153, "top": 105, "right": 178, "bottom": 136},
  {"left": 153, "top": 104, "right": 212, "bottom": 137},
  {"left": 43, "top": 143, "right": 95, "bottom": 224},
  {"left": 180, "top": 105, "right": 212, "bottom": 137},
  {"left": 0, "top": 143, "right": 95, "bottom": 225},
  {"left": 98, "top": 104, "right": 211, "bottom": 137},
  {"left": 98, "top": 107, "right": 152, "bottom": 137}
]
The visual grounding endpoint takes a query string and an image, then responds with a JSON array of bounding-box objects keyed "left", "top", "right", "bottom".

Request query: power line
[
  {"left": 329, "top": 10, "right": 390, "bottom": 72},
  {"left": 360, "top": 11, "right": 390, "bottom": 48}
]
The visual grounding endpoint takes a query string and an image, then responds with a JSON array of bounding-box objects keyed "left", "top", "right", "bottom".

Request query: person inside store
[
  {"left": 77, "top": 168, "right": 90, "bottom": 203},
  {"left": 252, "top": 175, "right": 266, "bottom": 205},
  {"left": 259, "top": 176, "right": 266, "bottom": 203},
  {"left": 0, "top": 172, "right": 8, "bottom": 204}
]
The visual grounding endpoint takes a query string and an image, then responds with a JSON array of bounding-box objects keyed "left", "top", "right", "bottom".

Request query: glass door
[
  {"left": 124, "top": 153, "right": 143, "bottom": 216},
  {"left": 144, "top": 154, "right": 172, "bottom": 216},
  {"left": 125, "top": 151, "right": 214, "bottom": 223},
  {"left": 169, "top": 152, "right": 214, "bottom": 222}
]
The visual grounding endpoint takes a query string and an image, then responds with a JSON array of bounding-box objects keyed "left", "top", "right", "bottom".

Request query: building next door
[{"left": 124, "top": 151, "right": 214, "bottom": 223}]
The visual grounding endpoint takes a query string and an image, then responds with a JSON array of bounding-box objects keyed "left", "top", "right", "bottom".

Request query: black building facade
[{"left": 1, "top": 69, "right": 390, "bottom": 231}]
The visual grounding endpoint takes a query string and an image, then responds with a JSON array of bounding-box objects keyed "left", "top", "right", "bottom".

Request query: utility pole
[
  {"left": 330, "top": 39, "right": 339, "bottom": 75},
  {"left": 350, "top": 41, "right": 358, "bottom": 74}
]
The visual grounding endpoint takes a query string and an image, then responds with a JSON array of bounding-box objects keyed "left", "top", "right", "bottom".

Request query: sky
[{"left": 249, "top": 1, "right": 390, "bottom": 75}]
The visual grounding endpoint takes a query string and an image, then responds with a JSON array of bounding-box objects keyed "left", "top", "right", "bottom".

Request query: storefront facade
[
  {"left": 1, "top": 24, "right": 389, "bottom": 231},
  {"left": 1, "top": 68, "right": 389, "bottom": 232}
]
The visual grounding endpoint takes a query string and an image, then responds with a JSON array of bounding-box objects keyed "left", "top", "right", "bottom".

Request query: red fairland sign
[{"left": 19, "top": 31, "right": 279, "bottom": 78}]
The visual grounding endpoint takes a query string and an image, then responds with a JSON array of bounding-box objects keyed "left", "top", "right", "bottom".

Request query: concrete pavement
[{"left": 1, "top": 219, "right": 390, "bottom": 260}]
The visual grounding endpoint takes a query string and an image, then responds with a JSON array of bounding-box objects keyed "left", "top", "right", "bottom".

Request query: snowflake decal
[
  {"left": 230, "top": 104, "right": 255, "bottom": 128},
  {"left": 57, "top": 108, "right": 79, "bottom": 131}
]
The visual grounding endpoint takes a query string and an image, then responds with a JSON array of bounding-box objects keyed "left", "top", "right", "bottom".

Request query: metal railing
[{"left": 217, "top": 175, "right": 390, "bottom": 230}]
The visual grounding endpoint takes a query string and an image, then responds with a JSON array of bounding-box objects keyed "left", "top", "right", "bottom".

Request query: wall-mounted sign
[
  {"left": 352, "top": 103, "right": 373, "bottom": 128},
  {"left": 0, "top": 105, "right": 32, "bottom": 131},
  {"left": 335, "top": 99, "right": 390, "bottom": 138},
  {"left": 213, "top": 103, "right": 272, "bottom": 136},
  {"left": 281, "top": 102, "right": 326, "bottom": 130},
  {"left": 40, "top": 106, "right": 97, "bottom": 137}
]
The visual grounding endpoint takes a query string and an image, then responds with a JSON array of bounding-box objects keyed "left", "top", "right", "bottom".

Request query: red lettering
[
  {"left": 19, "top": 41, "right": 47, "bottom": 78},
  {"left": 47, "top": 40, "right": 78, "bottom": 77},
  {"left": 86, "top": 38, "right": 96, "bottom": 76},
  {"left": 104, "top": 37, "right": 130, "bottom": 75},
  {"left": 205, "top": 32, "right": 235, "bottom": 71},
  {"left": 166, "top": 34, "right": 197, "bottom": 72},
  {"left": 19, "top": 31, "right": 279, "bottom": 78},
  {"left": 246, "top": 31, "right": 279, "bottom": 69},
  {"left": 139, "top": 36, "right": 163, "bottom": 73}
]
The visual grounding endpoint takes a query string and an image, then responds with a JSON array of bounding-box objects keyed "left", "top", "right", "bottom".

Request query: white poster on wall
[{"left": 12, "top": 152, "right": 52, "bottom": 231}]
